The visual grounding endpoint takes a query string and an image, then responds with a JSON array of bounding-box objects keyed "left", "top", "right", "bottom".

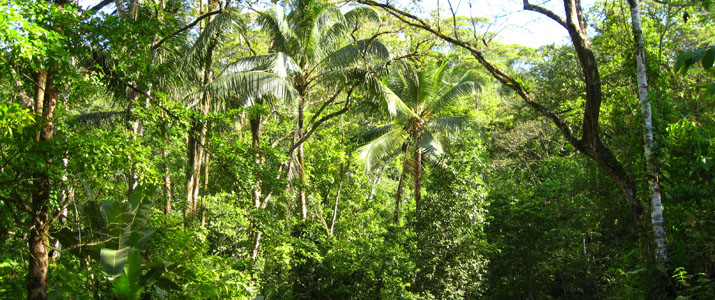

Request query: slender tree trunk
[
  {"left": 162, "top": 132, "right": 172, "bottom": 215},
  {"left": 200, "top": 153, "right": 210, "bottom": 227},
  {"left": 185, "top": 1, "right": 218, "bottom": 223},
  {"left": 628, "top": 0, "right": 667, "bottom": 262},
  {"left": 414, "top": 149, "right": 422, "bottom": 212},
  {"left": 185, "top": 129, "right": 198, "bottom": 219},
  {"left": 249, "top": 109, "right": 264, "bottom": 259},
  {"left": 250, "top": 107, "right": 263, "bottom": 208},
  {"left": 394, "top": 156, "right": 409, "bottom": 224},
  {"left": 297, "top": 96, "right": 307, "bottom": 221},
  {"left": 329, "top": 162, "right": 346, "bottom": 236}
]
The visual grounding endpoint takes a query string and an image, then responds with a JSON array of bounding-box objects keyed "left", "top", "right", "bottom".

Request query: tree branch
[
  {"left": 151, "top": 10, "right": 223, "bottom": 51},
  {"left": 523, "top": 0, "right": 567, "bottom": 29}
]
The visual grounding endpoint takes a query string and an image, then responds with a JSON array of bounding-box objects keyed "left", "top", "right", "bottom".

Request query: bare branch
[
  {"left": 152, "top": 10, "right": 224, "bottom": 51},
  {"left": 523, "top": 0, "right": 567, "bottom": 28}
]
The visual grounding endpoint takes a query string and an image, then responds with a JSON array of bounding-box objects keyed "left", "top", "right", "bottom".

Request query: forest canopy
[{"left": 1, "top": 0, "right": 714, "bottom": 299}]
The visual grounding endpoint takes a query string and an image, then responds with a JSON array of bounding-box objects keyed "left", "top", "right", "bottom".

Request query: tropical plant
[
  {"left": 255, "top": 0, "right": 389, "bottom": 221},
  {"left": 357, "top": 60, "right": 481, "bottom": 223},
  {"left": 54, "top": 185, "right": 177, "bottom": 300}
]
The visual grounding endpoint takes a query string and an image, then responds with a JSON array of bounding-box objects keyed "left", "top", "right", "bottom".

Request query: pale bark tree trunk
[
  {"left": 627, "top": 0, "right": 667, "bottom": 262},
  {"left": 329, "top": 161, "right": 347, "bottom": 236}
]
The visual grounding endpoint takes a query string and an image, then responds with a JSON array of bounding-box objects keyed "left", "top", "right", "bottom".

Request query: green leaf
[
  {"left": 675, "top": 51, "right": 691, "bottom": 72},
  {"left": 140, "top": 262, "right": 172, "bottom": 287},
  {"left": 100, "top": 247, "right": 130, "bottom": 281},
  {"left": 702, "top": 47, "right": 715, "bottom": 70},
  {"left": 111, "top": 249, "right": 142, "bottom": 300},
  {"left": 154, "top": 277, "right": 181, "bottom": 291}
]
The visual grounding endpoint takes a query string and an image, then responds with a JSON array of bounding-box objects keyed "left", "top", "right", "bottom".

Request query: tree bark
[
  {"left": 414, "top": 149, "right": 422, "bottom": 212},
  {"left": 162, "top": 123, "right": 172, "bottom": 215},
  {"left": 298, "top": 96, "right": 307, "bottom": 221},
  {"left": 394, "top": 154, "right": 409, "bottom": 224},
  {"left": 28, "top": 70, "right": 58, "bottom": 300},
  {"left": 329, "top": 161, "right": 347, "bottom": 236},
  {"left": 185, "top": 1, "right": 219, "bottom": 223},
  {"left": 627, "top": 0, "right": 667, "bottom": 262},
  {"left": 354, "top": 0, "right": 645, "bottom": 228}
]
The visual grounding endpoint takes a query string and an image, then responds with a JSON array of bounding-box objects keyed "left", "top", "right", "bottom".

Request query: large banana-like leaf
[
  {"left": 111, "top": 249, "right": 143, "bottom": 300},
  {"left": 100, "top": 247, "right": 130, "bottom": 281}
]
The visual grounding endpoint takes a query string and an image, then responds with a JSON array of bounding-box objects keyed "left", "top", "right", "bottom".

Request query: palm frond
[
  {"left": 344, "top": 6, "right": 381, "bottom": 28},
  {"left": 70, "top": 111, "right": 128, "bottom": 127},
  {"left": 322, "top": 39, "right": 389, "bottom": 72},
  {"left": 257, "top": 5, "right": 294, "bottom": 53},
  {"left": 419, "top": 131, "right": 444, "bottom": 158},
  {"left": 358, "top": 127, "right": 406, "bottom": 173},
  {"left": 428, "top": 81, "right": 481, "bottom": 113},
  {"left": 354, "top": 124, "right": 394, "bottom": 145},
  {"left": 382, "top": 85, "right": 419, "bottom": 119},
  {"left": 223, "top": 52, "right": 300, "bottom": 79},
  {"left": 429, "top": 116, "right": 470, "bottom": 132},
  {"left": 186, "top": 11, "right": 236, "bottom": 70},
  {"left": 203, "top": 71, "right": 298, "bottom": 106}
]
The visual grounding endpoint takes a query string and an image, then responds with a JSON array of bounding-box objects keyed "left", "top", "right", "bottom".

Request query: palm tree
[
  {"left": 165, "top": 7, "right": 297, "bottom": 222},
  {"left": 357, "top": 60, "right": 481, "bottom": 224},
  {"left": 255, "top": 0, "right": 388, "bottom": 220}
]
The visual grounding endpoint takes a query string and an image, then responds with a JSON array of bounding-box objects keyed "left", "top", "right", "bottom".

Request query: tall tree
[
  {"left": 627, "top": 0, "right": 667, "bottom": 262},
  {"left": 358, "top": 61, "right": 480, "bottom": 223},
  {"left": 356, "top": 0, "right": 646, "bottom": 241}
]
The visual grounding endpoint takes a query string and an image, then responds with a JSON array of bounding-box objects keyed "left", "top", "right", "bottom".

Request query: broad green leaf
[
  {"left": 702, "top": 46, "right": 714, "bottom": 70},
  {"left": 100, "top": 247, "right": 130, "bottom": 281},
  {"left": 111, "top": 249, "right": 142, "bottom": 300}
]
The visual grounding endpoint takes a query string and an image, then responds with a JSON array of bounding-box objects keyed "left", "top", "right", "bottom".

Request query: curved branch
[
  {"left": 523, "top": 0, "right": 567, "bottom": 28},
  {"left": 151, "top": 10, "right": 223, "bottom": 51}
]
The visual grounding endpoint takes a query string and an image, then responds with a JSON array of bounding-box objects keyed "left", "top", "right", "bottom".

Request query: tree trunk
[
  {"left": 297, "top": 96, "right": 307, "bottom": 221},
  {"left": 250, "top": 108, "right": 262, "bottom": 208},
  {"left": 249, "top": 109, "right": 264, "bottom": 259},
  {"left": 163, "top": 140, "right": 172, "bottom": 215},
  {"left": 627, "top": 0, "right": 667, "bottom": 262},
  {"left": 200, "top": 153, "right": 210, "bottom": 227},
  {"left": 28, "top": 69, "right": 58, "bottom": 300},
  {"left": 414, "top": 149, "right": 422, "bottom": 212},
  {"left": 185, "top": 2, "right": 218, "bottom": 223},
  {"left": 329, "top": 161, "right": 347, "bottom": 236},
  {"left": 394, "top": 156, "right": 409, "bottom": 224}
]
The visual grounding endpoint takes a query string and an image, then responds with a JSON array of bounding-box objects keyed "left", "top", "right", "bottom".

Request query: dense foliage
[{"left": 1, "top": 0, "right": 713, "bottom": 299}]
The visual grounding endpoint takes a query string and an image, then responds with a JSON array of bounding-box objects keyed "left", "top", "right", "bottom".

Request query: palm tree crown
[{"left": 357, "top": 60, "right": 481, "bottom": 222}]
